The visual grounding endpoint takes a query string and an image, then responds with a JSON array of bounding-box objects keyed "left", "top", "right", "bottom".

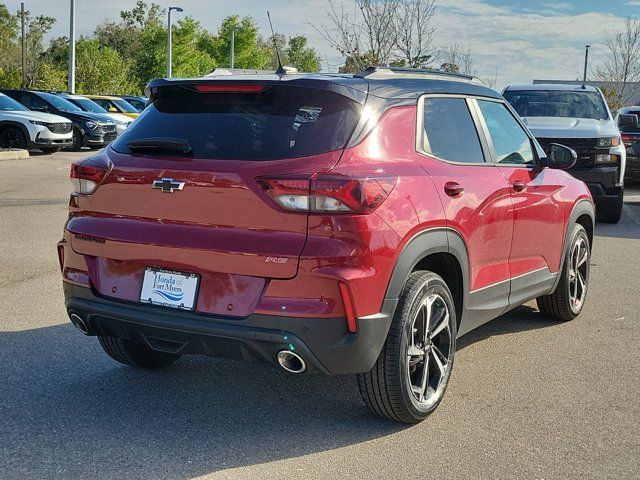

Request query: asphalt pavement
[{"left": 1, "top": 151, "right": 639, "bottom": 479}]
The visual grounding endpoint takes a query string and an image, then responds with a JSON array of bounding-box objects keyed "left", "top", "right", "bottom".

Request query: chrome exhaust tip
[
  {"left": 276, "top": 350, "right": 307, "bottom": 374},
  {"left": 69, "top": 313, "right": 91, "bottom": 336}
]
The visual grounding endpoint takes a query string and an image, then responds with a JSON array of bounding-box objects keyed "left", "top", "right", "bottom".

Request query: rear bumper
[{"left": 63, "top": 282, "right": 394, "bottom": 375}]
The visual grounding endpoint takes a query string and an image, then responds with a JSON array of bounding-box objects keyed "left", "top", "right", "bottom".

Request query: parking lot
[{"left": 1, "top": 150, "right": 639, "bottom": 479}]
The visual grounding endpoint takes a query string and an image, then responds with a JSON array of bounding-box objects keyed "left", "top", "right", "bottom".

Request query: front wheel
[
  {"left": 357, "top": 271, "right": 457, "bottom": 423},
  {"left": 596, "top": 190, "right": 623, "bottom": 224},
  {"left": 67, "top": 127, "right": 84, "bottom": 152},
  {"left": 537, "top": 223, "right": 590, "bottom": 321},
  {"left": 0, "top": 126, "right": 27, "bottom": 149}
]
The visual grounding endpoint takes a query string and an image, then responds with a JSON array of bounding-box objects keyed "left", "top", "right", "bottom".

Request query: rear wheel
[
  {"left": 357, "top": 271, "right": 456, "bottom": 423},
  {"left": 0, "top": 126, "right": 27, "bottom": 149},
  {"left": 537, "top": 223, "right": 590, "bottom": 321},
  {"left": 98, "top": 336, "right": 181, "bottom": 369},
  {"left": 596, "top": 190, "right": 623, "bottom": 224}
]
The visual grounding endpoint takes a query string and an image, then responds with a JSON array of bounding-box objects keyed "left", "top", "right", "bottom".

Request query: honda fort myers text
[{"left": 59, "top": 67, "right": 594, "bottom": 423}]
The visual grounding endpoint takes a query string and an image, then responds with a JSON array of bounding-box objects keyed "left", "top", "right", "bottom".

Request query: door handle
[
  {"left": 444, "top": 181, "right": 464, "bottom": 197},
  {"left": 512, "top": 180, "right": 527, "bottom": 192}
]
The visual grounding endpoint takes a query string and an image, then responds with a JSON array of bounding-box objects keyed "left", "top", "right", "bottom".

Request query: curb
[{"left": 0, "top": 149, "right": 30, "bottom": 161}]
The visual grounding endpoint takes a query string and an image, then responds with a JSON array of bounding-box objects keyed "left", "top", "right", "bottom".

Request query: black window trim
[{"left": 416, "top": 93, "right": 495, "bottom": 167}]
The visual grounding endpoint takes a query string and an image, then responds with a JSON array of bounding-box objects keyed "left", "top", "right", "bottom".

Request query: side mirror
[
  {"left": 547, "top": 143, "right": 577, "bottom": 170},
  {"left": 617, "top": 113, "right": 638, "bottom": 130},
  {"left": 108, "top": 107, "right": 118, "bottom": 113}
]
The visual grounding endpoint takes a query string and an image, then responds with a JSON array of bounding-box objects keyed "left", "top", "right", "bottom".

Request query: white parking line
[{"left": 623, "top": 204, "right": 640, "bottom": 225}]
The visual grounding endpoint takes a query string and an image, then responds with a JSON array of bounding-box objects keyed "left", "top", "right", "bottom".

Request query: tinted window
[
  {"left": 113, "top": 98, "right": 139, "bottom": 113},
  {"left": 112, "top": 85, "right": 361, "bottom": 160},
  {"left": 478, "top": 100, "right": 535, "bottom": 165},
  {"left": 0, "top": 94, "right": 27, "bottom": 111},
  {"left": 504, "top": 90, "right": 608, "bottom": 120},
  {"left": 37, "top": 92, "right": 82, "bottom": 112},
  {"left": 422, "top": 97, "right": 484, "bottom": 163},
  {"left": 14, "top": 92, "right": 47, "bottom": 110},
  {"left": 71, "top": 97, "right": 108, "bottom": 113}
]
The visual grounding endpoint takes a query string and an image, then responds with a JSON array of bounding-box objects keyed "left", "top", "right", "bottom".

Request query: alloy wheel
[
  {"left": 0, "top": 129, "right": 25, "bottom": 149},
  {"left": 406, "top": 293, "right": 454, "bottom": 410},
  {"left": 568, "top": 236, "right": 588, "bottom": 312}
]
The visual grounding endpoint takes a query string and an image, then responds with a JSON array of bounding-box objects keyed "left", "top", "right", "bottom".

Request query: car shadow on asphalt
[
  {"left": 1, "top": 323, "right": 405, "bottom": 479},
  {"left": 2, "top": 305, "right": 558, "bottom": 479}
]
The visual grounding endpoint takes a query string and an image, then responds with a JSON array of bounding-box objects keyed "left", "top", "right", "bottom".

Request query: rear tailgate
[{"left": 66, "top": 79, "right": 365, "bottom": 315}]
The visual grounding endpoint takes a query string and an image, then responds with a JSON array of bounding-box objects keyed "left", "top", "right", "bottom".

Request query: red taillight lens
[
  {"left": 193, "top": 83, "right": 266, "bottom": 93},
  {"left": 257, "top": 173, "right": 397, "bottom": 214},
  {"left": 70, "top": 159, "right": 110, "bottom": 194},
  {"left": 621, "top": 134, "right": 637, "bottom": 147}
]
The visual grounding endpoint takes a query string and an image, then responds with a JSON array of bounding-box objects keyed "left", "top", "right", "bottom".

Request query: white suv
[{"left": 0, "top": 92, "right": 73, "bottom": 153}]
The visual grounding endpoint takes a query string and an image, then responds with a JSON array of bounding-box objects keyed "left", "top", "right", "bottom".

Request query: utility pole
[
  {"left": 21, "top": 3, "right": 25, "bottom": 88},
  {"left": 230, "top": 27, "right": 242, "bottom": 69},
  {"left": 582, "top": 45, "right": 590, "bottom": 89},
  {"left": 68, "top": 0, "right": 75, "bottom": 93},
  {"left": 166, "top": 6, "right": 183, "bottom": 78}
]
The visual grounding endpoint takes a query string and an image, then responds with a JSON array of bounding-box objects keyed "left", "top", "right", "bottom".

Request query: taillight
[
  {"left": 257, "top": 173, "right": 397, "bottom": 214},
  {"left": 70, "top": 159, "right": 110, "bottom": 194},
  {"left": 621, "top": 134, "right": 637, "bottom": 147}
]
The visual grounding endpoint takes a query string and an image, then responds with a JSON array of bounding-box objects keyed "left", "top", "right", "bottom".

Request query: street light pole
[
  {"left": 230, "top": 27, "right": 242, "bottom": 69},
  {"left": 21, "top": 3, "right": 25, "bottom": 88},
  {"left": 68, "top": 0, "right": 75, "bottom": 93},
  {"left": 166, "top": 6, "right": 183, "bottom": 78}
]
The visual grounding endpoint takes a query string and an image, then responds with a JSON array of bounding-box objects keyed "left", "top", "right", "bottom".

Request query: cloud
[{"left": 2, "top": 0, "right": 629, "bottom": 88}]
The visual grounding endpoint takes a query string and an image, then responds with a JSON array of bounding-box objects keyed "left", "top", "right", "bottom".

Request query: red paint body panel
[{"left": 59, "top": 101, "right": 593, "bottom": 325}]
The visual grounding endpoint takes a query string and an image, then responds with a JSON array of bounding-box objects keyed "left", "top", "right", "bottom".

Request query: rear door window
[
  {"left": 421, "top": 97, "right": 485, "bottom": 164},
  {"left": 112, "top": 84, "right": 361, "bottom": 160}
]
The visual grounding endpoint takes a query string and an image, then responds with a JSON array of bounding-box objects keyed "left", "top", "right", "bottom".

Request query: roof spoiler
[{"left": 203, "top": 67, "right": 299, "bottom": 77}]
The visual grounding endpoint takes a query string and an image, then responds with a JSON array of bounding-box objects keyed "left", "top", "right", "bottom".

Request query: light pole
[
  {"left": 230, "top": 27, "right": 242, "bottom": 69},
  {"left": 68, "top": 0, "right": 75, "bottom": 93},
  {"left": 166, "top": 6, "right": 183, "bottom": 78}
]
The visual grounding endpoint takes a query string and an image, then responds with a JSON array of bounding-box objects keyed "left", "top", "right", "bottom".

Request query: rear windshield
[
  {"left": 111, "top": 84, "right": 361, "bottom": 160},
  {"left": 504, "top": 90, "right": 609, "bottom": 120}
]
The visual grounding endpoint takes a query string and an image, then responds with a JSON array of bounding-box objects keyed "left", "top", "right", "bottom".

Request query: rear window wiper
[{"left": 127, "top": 137, "right": 192, "bottom": 154}]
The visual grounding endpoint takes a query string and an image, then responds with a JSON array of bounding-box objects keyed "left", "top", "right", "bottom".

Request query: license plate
[{"left": 140, "top": 268, "right": 199, "bottom": 310}]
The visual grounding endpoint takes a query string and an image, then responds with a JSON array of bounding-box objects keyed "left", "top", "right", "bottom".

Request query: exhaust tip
[
  {"left": 277, "top": 350, "right": 306, "bottom": 374},
  {"left": 69, "top": 313, "right": 91, "bottom": 335}
]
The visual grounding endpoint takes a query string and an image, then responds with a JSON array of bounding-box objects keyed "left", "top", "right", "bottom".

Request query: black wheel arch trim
[
  {"left": 0, "top": 120, "right": 30, "bottom": 144},
  {"left": 549, "top": 199, "right": 595, "bottom": 293}
]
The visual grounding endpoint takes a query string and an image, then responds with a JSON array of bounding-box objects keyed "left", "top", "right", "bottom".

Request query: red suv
[{"left": 59, "top": 67, "right": 594, "bottom": 423}]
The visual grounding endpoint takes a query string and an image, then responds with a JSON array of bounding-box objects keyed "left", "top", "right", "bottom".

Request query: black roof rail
[{"left": 355, "top": 66, "right": 478, "bottom": 82}]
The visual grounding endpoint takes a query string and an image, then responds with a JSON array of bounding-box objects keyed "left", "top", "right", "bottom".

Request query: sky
[{"left": 4, "top": 0, "right": 639, "bottom": 88}]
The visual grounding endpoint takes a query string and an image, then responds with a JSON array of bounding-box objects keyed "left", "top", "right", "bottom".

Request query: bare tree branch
[
  {"left": 439, "top": 43, "right": 478, "bottom": 76},
  {"left": 394, "top": 0, "right": 437, "bottom": 68},
  {"left": 593, "top": 17, "right": 640, "bottom": 109}
]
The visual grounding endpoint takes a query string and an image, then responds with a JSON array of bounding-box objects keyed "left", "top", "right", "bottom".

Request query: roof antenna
[
  {"left": 267, "top": 11, "right": 291, "bottom": 75},
  {"left": 582, "top": 45, "right": 590, "bottom": 89}
]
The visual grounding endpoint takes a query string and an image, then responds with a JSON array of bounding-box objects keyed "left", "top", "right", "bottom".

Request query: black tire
[
  {"left": 67, "top": 127, "right": 84, "bottom": 152},
  {"left": 0, "top": 126, "right": 27, "bottom": 149},
  {"left": 596, "top": 190, "right": 623, "bottom": 224},
  {"left": 357, "top": 271, "right": 457, "bottom": 424},
  {"left": 537, "top": 224, "right": 590, "bottom": 322},
  {"left": 98, "top": 336, "right": 180, "bottom": 369},
  {"left": 40, "top": 147, "right": 60, "bottom": 154}
]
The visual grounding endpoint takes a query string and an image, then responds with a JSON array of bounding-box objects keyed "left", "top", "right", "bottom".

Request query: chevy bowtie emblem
[{"left": 152, "top": 178, "right": 185, "bottom": 193}]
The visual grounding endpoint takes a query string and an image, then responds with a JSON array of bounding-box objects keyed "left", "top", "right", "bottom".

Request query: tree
[
  {"left": 74, "top": 39, "right": 138, "bottom": 94},
  {"left": 212, "top": 16, "right": 271, "bottom": 69},
  {"left": 593, "top": 17, "right": 640, "bottom": 109},
  {"left": 317, "top": 0, "right": 400, "bottom": 72},
  {"left": 439, "top": 43, "right": 478, "bottom": 77},
  {"left": 285, "top": 35, "right": 321, "bottom": 72},
  {"left": 394, "top": 0, "right": 437, "bottom": 68}
]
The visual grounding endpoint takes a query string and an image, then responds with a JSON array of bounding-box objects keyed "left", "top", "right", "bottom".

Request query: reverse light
[
  {"left": 70, "top": 159, "right": 110, "bottom": 194},
  {"left": 596, "top": 137, "right": 621, "bottom": 148},
  {"left": 257, "top": 173, "right": 397, "bottom": 214}
]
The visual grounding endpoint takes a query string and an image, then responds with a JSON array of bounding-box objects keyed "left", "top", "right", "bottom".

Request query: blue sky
[{"left": 3, "top": 0, "right": 635, "bottom": 87}]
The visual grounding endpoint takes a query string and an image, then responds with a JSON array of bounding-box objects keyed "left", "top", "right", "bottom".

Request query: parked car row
[
  {"left": 0, "top": 90, "right": 147, "bottom": 153},
  {"left": 502, "top": 83, "right": 629, "bottom": 223}
]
